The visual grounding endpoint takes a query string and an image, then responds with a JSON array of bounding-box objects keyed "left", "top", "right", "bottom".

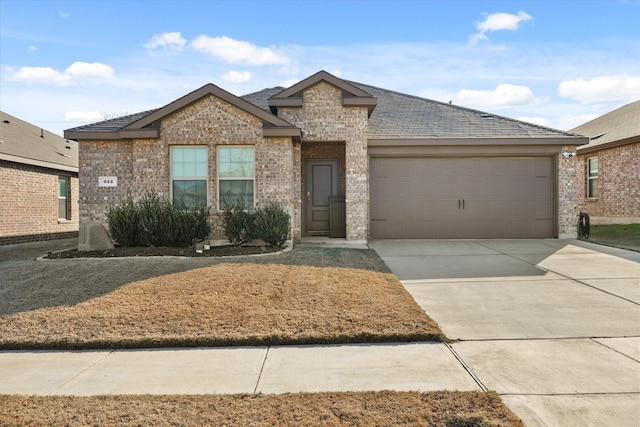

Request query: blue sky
[{"left": 1, "top": 0, "right": 639, "bottom": 136}]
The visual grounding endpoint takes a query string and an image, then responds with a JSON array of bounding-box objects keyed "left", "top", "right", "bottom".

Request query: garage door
[{"left": 370, "top": 157, "right": 554, "bottom": 239}]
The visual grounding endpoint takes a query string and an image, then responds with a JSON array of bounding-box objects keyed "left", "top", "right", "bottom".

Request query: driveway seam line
[
  {"left": 46, "top": 349, "right": 115, "bottom": 396},
  {"left": 590, "top": 338, "right": 640, "bottom": 363},
  {"left": 253, "top": 346, "right": 270, "bottom": 394},
  {"left": 475, "top": 241, "right": 640, "bottom": 306},
  {"left": 444, "top": 342, "right": 487, "bottom": 392}
]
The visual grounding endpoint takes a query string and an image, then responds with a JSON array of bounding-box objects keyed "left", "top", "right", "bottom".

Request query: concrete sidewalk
[
  {"left": 0, "top": 343, "right": 479, "bottom": 396},
  {"left": 370, "top": 239, "right": 640, "bottom": 427}
]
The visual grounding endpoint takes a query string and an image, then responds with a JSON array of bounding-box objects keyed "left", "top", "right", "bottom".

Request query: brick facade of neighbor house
[
  {"left": 576, "top": 142, "right": 640, "bottom": 224},
  {"left": 79, "top": 95, "right": 296, "bottom": 240},
  {"left": 277, "top": 82, "right": 369, "bottom": 240},
  {"left": 0, "top": 160, "right": 79, "bottom": 244},
  {"left": 571, "top": 101, "right": 640, "bottom": 225}
]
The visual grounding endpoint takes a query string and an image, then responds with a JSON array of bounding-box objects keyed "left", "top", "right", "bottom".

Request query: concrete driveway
[{"left": 369, "top": 239, "right": 640, "bottom": 427}]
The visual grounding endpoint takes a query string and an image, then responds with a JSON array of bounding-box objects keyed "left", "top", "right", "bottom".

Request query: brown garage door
[{"left": 370, "top": 157, "right": 554, "bottom": 239}]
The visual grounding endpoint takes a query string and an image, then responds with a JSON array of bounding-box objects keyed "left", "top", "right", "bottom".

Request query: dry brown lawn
[
  {"left": 0, "top": 263, "right": 442, "bottom": 349},
  {"left": 0, "top": 391, "right": 523, "bottom": 426}
]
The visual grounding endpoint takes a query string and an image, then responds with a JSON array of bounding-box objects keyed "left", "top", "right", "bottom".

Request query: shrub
[
  {"left": 107, "top": 193, "right": 210, "bottom": 247},
  {"left": 107, "top": 197, "right": 141, "bottom": 247},
  {"left": 221, "top": 199, "right": 255, "bottom": 246},
  {"left": 254, "top": 202, "right": 290, "bottom": 247}
]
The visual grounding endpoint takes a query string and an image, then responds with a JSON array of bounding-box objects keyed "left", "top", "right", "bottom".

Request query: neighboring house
[
  {"left": 570, "top": 100, "right": 640, "bottom": 225},
  {"left": 0, "top": 111, "right": 79, "bottom": 245},
  {"left": 64, "top": 71, "right": 587, "bottom": 242}
]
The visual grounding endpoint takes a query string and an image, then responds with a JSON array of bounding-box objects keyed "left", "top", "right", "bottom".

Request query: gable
[
  {"left": 65, "top": 83, "right": 300, "bottom": 141},
  {"left": 268, "top": 70, "right": 377, "bottom": 117}
]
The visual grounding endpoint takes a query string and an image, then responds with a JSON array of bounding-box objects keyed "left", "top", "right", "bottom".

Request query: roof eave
[
  {"left": 577, "top": 135, "right": 640, "bottom": 154},
  {"left": 368, "top": 136, "right": 589, "bottom": 146},
  {"left": 64, "top": 128, "right": 160, "bottom": 140},
  {"left": 0, "top": 152, "right": 78, "bottom": 173}
]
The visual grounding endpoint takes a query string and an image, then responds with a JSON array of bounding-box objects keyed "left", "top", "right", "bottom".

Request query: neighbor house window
[
  {"left": 58, "top": 176, "right": 71, "bottom": 220},
  {"left": 171, "top": 147, "right": 208, "bottom": 209},
  {"left": 586, "top": 157, "right": 599, "bottom": 199},
  {"left": 218, "top": 146, "right": 254, "bottom": 210}
]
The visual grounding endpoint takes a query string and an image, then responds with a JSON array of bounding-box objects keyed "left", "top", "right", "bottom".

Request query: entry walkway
[{"left": 369, "top": 239, "right": 640, "bottom": 427}]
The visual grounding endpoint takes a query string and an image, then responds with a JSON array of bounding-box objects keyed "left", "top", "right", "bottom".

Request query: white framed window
[
  {"left": 58, "top": 176, "right": 70, "bottom": 220},
  {"left": 170, "top": 146, "right": 208, "bottom": 209},
  {"left": 586, "top": 156, "right": 599, "bottom": 199},
  {"left": 217, "top": 146, "right": 255, "bottom": 210}
]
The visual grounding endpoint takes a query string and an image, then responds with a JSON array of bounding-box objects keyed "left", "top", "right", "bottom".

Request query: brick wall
[
  {"left": 277, "top": 82, "right": 370, "bottom": 240},
  {"left": 576, "top": 142, "right": 640, "bottom": 224},
  {"left": 79, "top": 95, "right": 296, "bottom": 240},
  {"left": 0, "top": 160, "right": 79, "bottom": 245},
  {"left": 557, "top": 146, "right": 578, "bottom": 237}
]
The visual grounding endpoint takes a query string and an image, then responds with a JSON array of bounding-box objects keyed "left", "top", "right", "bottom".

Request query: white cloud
[
  {"left": 558, "top": 75, "right": 640, "bottom": 104},
  {"left": 58, "top": 11, "right": 70, "bottom": 18},
  {"left": 28, "top": 45, "right": 38, "bottom": 52},
  {"left": 470, "top": 11, "right": 532, "bottom": 44},
  {"left": 191, "top": 35, "right": 289, "bottom": 65},
  {"left": 66, "top": 62, "right": 114, "bottom": 78},
  {"left": 222, "top": 70, "right": 252, "bottom": 83},
  {"left": 7, "top": 62, "right": 114, "bottom": 86},
  {"left": 279, "top": 78, "right": 300, "bottom": 88},
  {"left": 64, "top": 111, "right": 104, "bottom": 123},
  {"left": 455, "top": 84, "right": 537, "bottom": 110},
  {"left": 144, "top": 32, "right": 186, "bottom": 51},
  {"left": 9, "top": 66, "right": 70, "bottom": 85}
]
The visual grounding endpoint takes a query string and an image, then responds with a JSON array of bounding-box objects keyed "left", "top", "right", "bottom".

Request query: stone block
[{"left": 77, "top": 221, "right": 114, "bottom": 251}]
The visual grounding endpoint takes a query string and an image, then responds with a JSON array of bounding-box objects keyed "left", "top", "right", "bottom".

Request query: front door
[{"left": 305, "top": 159, "right": 338, "bottom": 234}]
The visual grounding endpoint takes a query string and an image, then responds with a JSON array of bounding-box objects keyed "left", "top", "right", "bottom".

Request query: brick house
[
  {"left": 64, "top": 71, "right": 587, "bottom": 243},
  {"left": 571, "top": 100, "right": 640, "bottom": 225},
  {"left": 0, "top": 111, "right": 79, "bottom": 245}
]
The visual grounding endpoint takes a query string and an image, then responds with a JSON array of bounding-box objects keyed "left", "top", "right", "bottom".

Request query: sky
[{"left": 1, "top": 0, "right": 639, "bottom": 136}]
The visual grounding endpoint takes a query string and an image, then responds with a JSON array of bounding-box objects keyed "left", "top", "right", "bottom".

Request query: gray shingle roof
[
  {"left": 570, "top": 100, "right": 640, "bottom": 150},
  {"left": 65, "top": 110, "right": 159, "bottom": 133},
  {"left": 350, "top": 82, "right": 580, "bottom": 139},
  {"left": 0, "top": 111, "right": 78, "bottom": 172},
  {"left": 65, "top": 78, "right": 582, "bottom": 141},
  {"left": 241, "top": 87, "right": 284, "bottom": 112}
]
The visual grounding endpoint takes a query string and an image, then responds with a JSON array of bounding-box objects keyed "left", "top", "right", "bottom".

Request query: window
[
  {"left": 586, "top": 157, "right": 599, "bottom": 199},
  {"left": 171, "top": 147, "right": 208, "bottom": 209},
  {"left": 58, "top": 176, "right": 70, "bottom": 220},
  {"left": 218, "top": 146, "right": 254, "bottom": 210}
]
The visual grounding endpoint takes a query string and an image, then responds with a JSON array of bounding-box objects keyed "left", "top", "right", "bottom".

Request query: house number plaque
[{"left": 98, "top": 176, "right": 118, "bottom": 187}]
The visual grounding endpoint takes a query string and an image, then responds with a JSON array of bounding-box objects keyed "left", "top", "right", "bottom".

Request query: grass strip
[{"left": 0, "top": 391, "right": 523, "bottom": 426}]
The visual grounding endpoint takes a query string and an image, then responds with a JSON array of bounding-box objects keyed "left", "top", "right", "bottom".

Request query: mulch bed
[{"left": 46, "top": 244, "right": 282, "bottom": 258}]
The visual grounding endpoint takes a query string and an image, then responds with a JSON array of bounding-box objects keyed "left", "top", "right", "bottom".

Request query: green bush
[
  {"left": 254, "top": 202, "right": 290, "bottom": 247},
  {"left": 221, "top": 199, "right": 255, "bottom": 246},
  {"left": 107, "top": 197, "right": 141, "bottom": 247},
  {"left": 107, "top": 193, "right": 210, "bottom": 247}
]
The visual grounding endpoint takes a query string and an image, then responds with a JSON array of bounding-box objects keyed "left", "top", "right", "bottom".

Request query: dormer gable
[{"left": 268, "top": 70, "right": 377, "bottom": 117}]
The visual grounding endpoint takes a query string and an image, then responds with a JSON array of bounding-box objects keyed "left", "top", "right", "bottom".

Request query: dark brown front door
[{"left": 305, "top": 160, "right": 338, "bottom": 234}]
